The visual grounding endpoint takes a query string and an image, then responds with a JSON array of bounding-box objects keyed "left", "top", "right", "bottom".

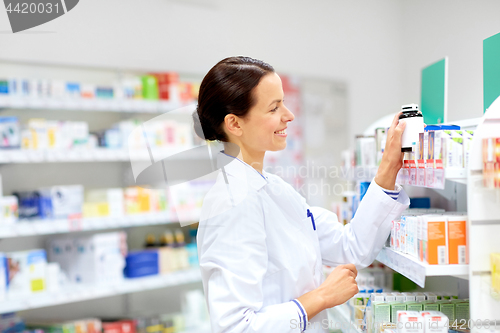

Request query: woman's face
[{"left": 236, "top": 72, "right": 295, "bottom": 153}]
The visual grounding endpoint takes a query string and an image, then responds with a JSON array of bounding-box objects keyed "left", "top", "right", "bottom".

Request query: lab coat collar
[{"left": 216, "top": 151, "right": 268, "bottom": 191}]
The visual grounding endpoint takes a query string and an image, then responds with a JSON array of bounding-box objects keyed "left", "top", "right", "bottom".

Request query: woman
[{"left": 193, "top": 56, "right": 409, "bottom": 333}]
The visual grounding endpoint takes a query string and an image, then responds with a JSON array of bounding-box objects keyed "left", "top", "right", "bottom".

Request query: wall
[
  {"left": 0, "top": 0, "right": 404, "bottom": 140},
  {"left": 400, "top": 0, "right": 500, "bottom": 123}
]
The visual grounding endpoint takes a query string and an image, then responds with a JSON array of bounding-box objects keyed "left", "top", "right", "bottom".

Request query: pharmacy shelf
[
  {"left": 0, "top": 148, "right": 203, "bottom": 164},
  {"left": 376, "top": 247, "right": 469, "bottom": 288},
  {"left": 0, "top": 268, "right": 201, "bottom": 314},
  {"left": 180, "top": 324, "right": 211, "bottom": 333},
  {"left": 341, "top": 166, "right": 467, "bottom": 186},
  {"left": 0, "top": 97, "right": 193, "bottom": 114},
  {"left": 0, "top": 211, "right": 200, "bottom": 239},
  {"left": 327, "top": 303, "right": 362, "bottom": 333}
]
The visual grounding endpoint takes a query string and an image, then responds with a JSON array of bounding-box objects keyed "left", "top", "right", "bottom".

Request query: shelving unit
[
  {"left": 327, "top": 304, "right": 362, "bottom": 333},
  {"left": 376, "top": 248, "right": 468, "bottom": 288},
  {"left": 0, "top": 97, "right": 193, "bottom": 114},
  {"left": 0, "top": 211, "right": 201, "bottom": 238},
  {"left": 0, "top": 268, "right": 201, "bottom": 314},
  {"left": 342, "top": 116, "right": 482, "bottom": 290},
  {"left": 467, "top": 99, "right": 500, "bottom": 325},
  {"left": 0, "top": 61, "right": 206, "bottom": 326},
  {"left": 0, "top": 148, "right": 202, "bottom": 164}
]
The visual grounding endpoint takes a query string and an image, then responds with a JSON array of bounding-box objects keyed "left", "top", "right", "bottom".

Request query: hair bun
[{"left": 192, "top": 108, "right": 217, "bottom": 141}]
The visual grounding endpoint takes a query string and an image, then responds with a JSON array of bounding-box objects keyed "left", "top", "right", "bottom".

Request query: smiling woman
[{"left": 194, "top": 56, "right": 410, "bottom": 333}]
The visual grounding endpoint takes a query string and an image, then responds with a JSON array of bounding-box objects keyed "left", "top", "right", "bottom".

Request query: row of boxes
[
  {"left": 0, "top": 74, "right": 198, "bottom": 103},
  {"left": 0, "top": 117, "right": 194, "bottom": 151},
  {"left": 47, "top": 231, "right": 127, "bottom": 286},
  {"left": 0, "top": 249, "right": 61, "bottom": 301},
  {"left": 483, "top": 137, "right": 500, "bottom": 188},
  {"left": 391, "top": 212, "right": 468, "bottom": 265}
]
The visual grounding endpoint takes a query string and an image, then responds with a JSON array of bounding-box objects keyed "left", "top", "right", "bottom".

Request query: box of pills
[
  {"left": 423, "top": 216, "right": 448, "bottom": 265},
  {"left": 447, "top": 215, "right": 468, "bottom": 264},
  {"left": 389, "top": 302, "right": 406, "bottom": 323},
  {"left": 38, "top": 185, "right": 83, "bottom": 219},
  {"left": 405, "top": 302, "right": 423, "bottom": 312},
  {"left": 396, "top": 311, "right": 423, "bottom": 333},
  {"left": 437, "top": 301, "right": 455, "bottom": 322},
  {"left": 373, "top": 302, "right": 391, "bottom": 325},
  {"left": 421, "top": 311, "right": 448, "bottom": 333}
]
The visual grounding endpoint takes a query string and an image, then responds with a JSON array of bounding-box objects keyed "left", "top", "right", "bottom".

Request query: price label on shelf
[{"left": 68, "top": 215, "right": 83, "bottom": 231}]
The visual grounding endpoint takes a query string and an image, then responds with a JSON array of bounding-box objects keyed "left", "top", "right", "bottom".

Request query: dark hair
[{"left": 193, "top": 56, "right": 275, "bottom": 142}]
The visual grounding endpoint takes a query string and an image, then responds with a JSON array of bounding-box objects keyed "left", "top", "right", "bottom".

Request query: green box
[
  {"left": 389, "top": 302, "right": 407, "bottom": 323},
  {"left": 423, "top": 302, "right": 439, "bottom": 311},
  {"left": 405, "top": 302, "right": 423, "bottom": 312},
  {"left": 373, "top": 302, "right": 391, "bottom": 324},
  {"left": 141, "top": 75, "right": 159, "bottom": 100},
  {"left": 455, "top": 302, "right": 470, "bottom": 321},
  {"left": 438, "top": 301, "right": 455, "bottom": 322}
]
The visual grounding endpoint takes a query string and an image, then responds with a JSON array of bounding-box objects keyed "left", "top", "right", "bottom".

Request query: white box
[
  {"left": 421, "top": 311, "right": 448, "bottom": 333},
  {"left": 38, "top": 185, "right": 84, "bottom": 219},
  {"left": 6, "top": 249, "right": 47, "bottom": 299},
  {"left": 396, "top": 311, "right": 424, "bottom": 333}
]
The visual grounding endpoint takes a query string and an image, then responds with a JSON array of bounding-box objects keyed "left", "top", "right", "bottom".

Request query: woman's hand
[
  {"left": 374, "top": 112, "right": 406, "bottom": 190},
  {"left": 296, "top": 264, "right": 358, "bottom": 320},
  {"left": 316, "top": 264, "right": 359, "bottom": 308}
]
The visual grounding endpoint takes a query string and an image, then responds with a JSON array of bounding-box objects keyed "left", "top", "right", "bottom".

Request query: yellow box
[{"left": 492, "top": 253, "right": 500, "bottom": 275}]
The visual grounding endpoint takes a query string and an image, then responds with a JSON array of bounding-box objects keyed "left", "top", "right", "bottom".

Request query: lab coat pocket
[{"left": 299, "top": 217, "right": 320, "bottom": 268}]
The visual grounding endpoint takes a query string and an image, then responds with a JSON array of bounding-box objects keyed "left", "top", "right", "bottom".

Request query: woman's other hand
[
  {"left": 374, "top": 112, "right": 406, "bottom": 190},
  {"left": 316, "top": 264, "right": 359, "bottom": 309}
]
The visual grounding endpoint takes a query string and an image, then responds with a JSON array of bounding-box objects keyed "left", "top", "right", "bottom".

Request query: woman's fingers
[{"left": 344, "top": 263, "right": 358, "bottom": 277}]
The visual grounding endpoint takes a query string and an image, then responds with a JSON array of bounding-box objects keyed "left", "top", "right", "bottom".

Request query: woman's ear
[{"left": 224, "top": 114, "right": 243, "bottom": 137}]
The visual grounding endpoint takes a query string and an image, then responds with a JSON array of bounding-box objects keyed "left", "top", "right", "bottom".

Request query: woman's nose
[{"left": 282, "top": 106, "right": 295, "bottom": 122}]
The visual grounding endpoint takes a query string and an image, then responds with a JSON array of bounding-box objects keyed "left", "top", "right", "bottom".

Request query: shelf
[
  {"left": 376, "top": 247, "right": 469, "bottom": 288},
  {"left": 0, "top": 97, "right": 193, "bottom": 114},
  {"left": 0, "top": 148, "right": 202, "bottom": 164},
  {"left": 0, "top": 211, "right": 200, "bottom": 239},
  {"left": 327, "top": 303, "right": 362, "bottom": 333},
  {"left": 0, "top": 268, "right": 201, "bottom": 314}
]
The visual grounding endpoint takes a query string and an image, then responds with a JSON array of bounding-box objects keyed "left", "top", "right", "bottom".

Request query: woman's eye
[{"left": 271, "top": 106, "right": 279, "bottom": 112}]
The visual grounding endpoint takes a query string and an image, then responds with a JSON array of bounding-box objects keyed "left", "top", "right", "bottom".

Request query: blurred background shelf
[
  {"left": 0, "top": 148, "right": 207, "bottom": 164},
  {"left": 0, "top": 97, "right": 193, "bottom": 114},
  {"left": 0, "top": 211, "right": 202, "bottom": 239}
]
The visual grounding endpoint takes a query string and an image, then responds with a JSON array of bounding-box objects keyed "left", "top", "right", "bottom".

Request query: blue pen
[{"left": 307, "top": 209, "right": 316, "bottom": 230}]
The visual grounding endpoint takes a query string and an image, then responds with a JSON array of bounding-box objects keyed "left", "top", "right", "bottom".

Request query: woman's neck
[{"left": 223, "top": 143, "right": 265, "bottom": 174}]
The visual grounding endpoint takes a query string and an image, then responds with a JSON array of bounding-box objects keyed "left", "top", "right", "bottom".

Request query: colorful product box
[
  {"left": 38, "top": 185, "right": 84, "bottom": 219},
  {"left": 423, "top": 216, "right": 448, "bottom": 265},
  {"left": 396, "top": 311, "right": 423, "bottom": 333},
  {"left": 447, "top": 215, "right": 468, "bottom": 264},
  {"left": 421, "top": 311, "right": 448, "bottom": 333},
  {"left": 6, "top": 249, "right": 47, "bottom": 298},
  {"left": 0, "top": 196, "right": 18, "bottom": 224}
]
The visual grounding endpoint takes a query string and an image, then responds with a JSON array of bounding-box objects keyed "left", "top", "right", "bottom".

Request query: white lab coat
[{"left": 197, "top": 152, "right": 409, "bottom": 333}]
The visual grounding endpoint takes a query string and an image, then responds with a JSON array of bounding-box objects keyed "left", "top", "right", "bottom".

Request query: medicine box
[
  {"left": 6, "top": 249, "right": 47, "bottom": 299},
  {"left": 396, "top": 311, "right": 423, "bottom": 333},
  {"left": 373, "top": 302, "right": 391, "bottom": 324},
  {"left": 405, "top": 302, "right": 423, "bottom": 312},
  {"left": 447, "top": 215, "right": 467, "bottom": 264},
  {"left": 38, "top": 185, "right": 84, "bottom": 219},
  {"left": 421, "top": 311, "right": 448, "bottom": 333},
  {"left": 437, "top": 301, "right": 455, "bottom": 322},
  {"left": 423, "top": 216, "right": 448, "bottom": 265},
  {"left": 389, "top": 302, "right": 406, "bottom": 323}
]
